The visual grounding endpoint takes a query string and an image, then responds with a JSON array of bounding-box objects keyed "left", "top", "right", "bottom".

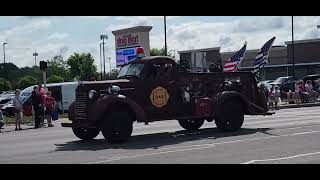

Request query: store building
[{"left": 179, "top": 38, "right": 320, "bottom": 80}]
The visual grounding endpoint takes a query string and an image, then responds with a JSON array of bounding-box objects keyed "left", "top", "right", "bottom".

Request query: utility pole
[
  {"left": 291, "top": 16, "right": 295, "bottom": 78},
  {"left": 3, "top": 43, "right": 7, "bottom": 80},
  {"left": 99, "top": 43, "right": 103, "bottom": 80},
  {"left": 164, "top": 16, "right": 167, "bottom": 56},
  {"left": 108, "top": 57, "right": 111, "bottom": 78},
  {"left": 100, "top": 35, "right": 108, "bottom": 79}
]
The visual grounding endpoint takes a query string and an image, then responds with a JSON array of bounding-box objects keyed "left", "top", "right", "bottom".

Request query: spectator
[
  {"left": 268, "top": 85, "right": 275, "bottom": 109},
  {"left": 305, "top": 80, "right": 318, "bottom": 102},
  {"left": 294, "top": 81, "right": 301, "bottom": 104},
  {"left": 45, "top": 91, "right": 56, "bottom": 127},
  {"left": 12, "top": 89, "right": 23, "bottom": 131},
  {"left": 31, "top": 86, "right": 42, "bottom": 128},
  {"left": 305, "top": 80, "right": 313, "bottom": 93},
  {"left": 38, "top": 84, "right": 46, "bottom": 126},
  {"left": 299, "top": 80, "right": 309, "bottom": 103},
  {"left": 274, "top": 86, "right": 281, "bottom": 110},
  {"left": 0, "top": 109, "right": 4, "bottom": 132}
]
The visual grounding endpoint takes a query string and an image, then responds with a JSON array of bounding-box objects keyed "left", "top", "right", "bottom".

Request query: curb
[{"left": 280, "top": 103, "right": 320, "bottom": 109}]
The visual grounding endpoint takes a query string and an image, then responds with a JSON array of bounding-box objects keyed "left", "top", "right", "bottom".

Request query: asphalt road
[{"left": 1, "top": 106, "right": 320, "bottom": 164}]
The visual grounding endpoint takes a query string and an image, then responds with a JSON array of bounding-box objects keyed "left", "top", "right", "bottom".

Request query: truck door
[{"left": 143, "top": 61, "right": 178, "bottom": 120}]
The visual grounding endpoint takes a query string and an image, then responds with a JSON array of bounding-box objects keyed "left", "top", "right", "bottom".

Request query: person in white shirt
[{"left": 274, "top": 86, "right": 281, "bottom": 110}]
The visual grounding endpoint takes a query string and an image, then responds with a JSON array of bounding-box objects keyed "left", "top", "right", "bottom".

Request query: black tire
[
  {"left": 178, "top": 119, "right": 204, "bottom": 130},
  {"left": 215, "top": 99, "right": 244, "bottom": 132},
  {"left": 72, "top": 127, "right": 100, "bottom": 140},
  {"left": 101, "top": 109, "right": 133, "bottom": 143}
]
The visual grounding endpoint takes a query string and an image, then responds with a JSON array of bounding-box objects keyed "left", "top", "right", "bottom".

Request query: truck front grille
[{"left": 75, "top": 92, "right": 87, "bottom": 120}]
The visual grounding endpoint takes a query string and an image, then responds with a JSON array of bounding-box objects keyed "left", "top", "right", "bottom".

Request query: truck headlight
[
  {"left": 88, "top": 90, "right": 97, "bottom": 99},
  {"left": 110, "top": 85, "right": 121, "bottom": 95}
]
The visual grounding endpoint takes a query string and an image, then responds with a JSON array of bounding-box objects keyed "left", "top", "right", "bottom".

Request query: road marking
[
  {"left": 84, "top": 145, "right": 216, "bottom": 164},
  {"left": 241, "top": 151, "right": 320, "bottom": 164},
  {"left": 85, "top": 130, "right": 320, "bottom": 164}
]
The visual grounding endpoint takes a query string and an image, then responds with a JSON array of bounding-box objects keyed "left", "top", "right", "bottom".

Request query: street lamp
[
  {"left": 108, "top": 57, "right": 111, "bottom": 78},
  {"left": 33, "top": 51, "right": 38, "bottom": 67},
  {"left": 100, "top": 35, "right": 108, "bottom": 79},
  {"left": 3, "top": 43, "right": 7, "bottom": 80},
  {"left": 99, "top": 43, "right": 103, "bottom": 80},
  {"left": 164, "top": 16, "right": 167, "bottom": 56}
]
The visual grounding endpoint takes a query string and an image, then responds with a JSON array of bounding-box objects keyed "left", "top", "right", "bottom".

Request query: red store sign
[{"left": 116, "top": 34, "right": 139, "bottom": 49}]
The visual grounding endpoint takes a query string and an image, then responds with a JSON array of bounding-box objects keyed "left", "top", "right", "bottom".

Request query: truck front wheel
[
  {"left": 178, "top": 119, "right": 204, "bottom": 130},
  {"left": 72, "top": 127, "right": 100, "bottom": 140},
  {"left": 215, "top": 99, "right": 244, "bottom": 132},
  {"left": 101, "top": 109, "right": 133, "bottom": 143}
]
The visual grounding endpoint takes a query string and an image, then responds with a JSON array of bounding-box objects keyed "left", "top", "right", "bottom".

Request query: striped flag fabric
[
  {"left": 223, "top": 42, "right": 247, "bottom": 72},
  {"left": 253, "top": 37, "right": 276, "bottom": 72}
]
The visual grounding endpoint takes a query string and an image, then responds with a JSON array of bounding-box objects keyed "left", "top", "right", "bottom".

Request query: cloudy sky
[{"left": 0, "top": 16, "right": 320, "bottom": 72}]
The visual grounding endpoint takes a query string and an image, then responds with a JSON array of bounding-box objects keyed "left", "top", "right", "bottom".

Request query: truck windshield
[{"left": 117, "top": 64, "right": 144, "bottom": 78}]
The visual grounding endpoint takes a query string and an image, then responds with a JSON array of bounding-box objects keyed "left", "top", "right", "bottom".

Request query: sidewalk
[{"left": 279, "top": 101, "right": 320, "bottom": 109}]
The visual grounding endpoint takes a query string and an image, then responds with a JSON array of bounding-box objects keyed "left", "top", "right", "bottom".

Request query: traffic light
[{"left": 40, "top": 61, "right": 47, "bottom": 71}]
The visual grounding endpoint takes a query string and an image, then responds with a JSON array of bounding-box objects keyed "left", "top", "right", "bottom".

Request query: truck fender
[
  {"left": 213, "top": 91, "right": 250, "bottom": 118},
  {"left": 68, "top": 101, "right": 75, "bottom": 121},
  {"left": 90, "top": 94, "right": 147, "bottom": 124}
]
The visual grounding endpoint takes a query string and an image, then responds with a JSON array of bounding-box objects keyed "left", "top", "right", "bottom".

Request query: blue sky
[{"left": 0, "top": 16, "right": 320, "bottom": 72}]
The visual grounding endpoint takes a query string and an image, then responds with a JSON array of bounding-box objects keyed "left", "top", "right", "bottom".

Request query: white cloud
[
  {"left": 48, "top": 32, "right": 69, "bottom": 40},
  {"left": 81, "top": 16, "right": 111, "bottom": 20}
]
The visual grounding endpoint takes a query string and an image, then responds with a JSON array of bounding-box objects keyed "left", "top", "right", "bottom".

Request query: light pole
[
  {"left": 33, "top": 51, "right": 38, "bottom": 67},
  {"left": 3, "top": 43, "right": 7, "bottom": 80},
  {"left": 99, "top": 43, "right": 103, "bottom": 80},
  {"left": 100, "top": 35, "right": 108, "bottom": 79},
  {"left": 108, "top": 57, "right": 111, "bottom": 78},
  {"left": 291, "top": 16, "right": 295, "bottom": 78},
  {"left": 164, "top": 16, "right": 167, "bottom": 56}
]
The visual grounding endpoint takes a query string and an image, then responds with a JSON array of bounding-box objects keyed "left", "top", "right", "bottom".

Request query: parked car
[
  {"left": 271, "top": 76, "right": 299, "bottom": 98},
  {"left": 1, "top": 82, "right": 78, "bottom": 117}
]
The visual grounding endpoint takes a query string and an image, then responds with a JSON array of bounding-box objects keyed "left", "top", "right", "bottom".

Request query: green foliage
[
  {"left": 18, "top": 76, "right": 38, "bottom": 90},
  {"left": 47, "top": 55, "right": 72, "bottom": 81},
  {"left": 47, "top": 75, "right": 64, "bottom": 83},
  {"left": 105, "top": 69, "right": 120, "bottom": 80},
  {"left": 67, "top": 52, "right": 97, "bottom": 81},
  {"left": 150, "top": 47, "right": 174, "bottom": 57},
  {"left": 0, "top": 78, "right": 12, "bottom": 91}
]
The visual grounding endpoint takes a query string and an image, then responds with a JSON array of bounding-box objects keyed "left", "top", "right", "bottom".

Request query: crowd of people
[
  {"left": 8, "top": 84, "right": 56, "bottom": 131},
  {"left": 287, "top": 80, "right": 319, "bottom": 104},
  {"left": 260, "top": 78, "right": 320, "bottom": 111}
]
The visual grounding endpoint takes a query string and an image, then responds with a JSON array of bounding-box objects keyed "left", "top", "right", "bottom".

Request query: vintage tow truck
[{"left": 62, "top": 48, "right": 273, "bottom": 143}]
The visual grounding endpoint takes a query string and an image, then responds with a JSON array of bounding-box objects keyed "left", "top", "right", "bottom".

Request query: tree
[
  {"left": 150, "top": 47, "right": 173, "bottom": 57},
  {"left": 47, "top": 75, "right": 64, "bottom": 83},
  {"left": 0, "top": 78, "right": 12, "bottom": 91},
  {"left": 67, "top": 52, "right": 98, "bottom": 81},
  {"left": 47, "top": 55, "right": 72, "bottom": 81},
  {"left": 105, "top": 68, "right": 120, "bottom": 80},
  {"left": 18, "top": 76, "right": 38, "bottom": 90}
]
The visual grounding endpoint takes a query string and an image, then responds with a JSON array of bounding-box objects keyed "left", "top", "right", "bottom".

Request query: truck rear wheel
[
  {"left": 72, "top": 127, "right": 100, "bottom": 140},
  {"left": 215, "top": 99, "right": 244, "bottom": 132},
  {"left": 178, "top": 119, "right": 204, "bottom": 130},
  {"left": 101, "top": 109, "right": 133, "bottom": 143}
]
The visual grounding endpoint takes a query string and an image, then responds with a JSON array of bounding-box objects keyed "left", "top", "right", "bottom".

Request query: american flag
[
  {"left": 223, "top": 42, "right": 247, "bottom": 72},
  {"left": 253, "top": 37, "right": 276, "bottom": 71}
]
